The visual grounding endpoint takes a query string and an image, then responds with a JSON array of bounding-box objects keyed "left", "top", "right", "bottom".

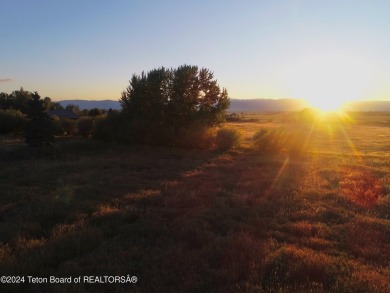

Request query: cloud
[{"left": 0, "top": 79, "right": 12, "bottom": 83}]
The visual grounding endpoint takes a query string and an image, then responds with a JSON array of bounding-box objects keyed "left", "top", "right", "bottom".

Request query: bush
[
  {"left": 25, "top": 118, "right": 56, "bottom": 147},
  {"left": 60, "top": 119, "right": 77, "bottom": 136},
  {"left": 78, "top": 117, "right": 94, "bottom": 138},
  {"left": 215, "top": 128, "right": 242, "bottom": 151},
  {"left": 299, "top": 108, "right": 318, "bottom": 123},
  {"left": 93, "top": 116, "right": 114, "bottom": 141},
  {"left": 252, "top": 127, "right": 286, "bottom": 153},
  {"left": 129, "top": 119, "right": 175, "bottom": 145},
  {"left": 0, "top": 109, "right": 27, "bottom": 134},
  {"left": 285, "top": 128, "right": 307, "bottom": 154},
  {"left": 252, "top": 127, "right": 310, "bottom": 154},
  {"left": 93, "top": 112, "right": 133, "bottom": 143},
  {"left": 49, "top": 115, "right": 66, "bottom": 135},
  {"left": 226, "top": 113, "right": 241, "bottom": 122},
  {"left": 175, "top": 122, "right": 216, "bottom": 149},
  {"left": 94, "top": 110, "right": 225, "bottom": 149}
]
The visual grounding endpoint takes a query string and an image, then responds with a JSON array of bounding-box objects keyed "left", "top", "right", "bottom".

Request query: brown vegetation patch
[
  {"left": 344, "top": 218, "right": 390, "bottom": 266},
  {"left": 339, "top": 166, "right": 383, "bottom": 208},
  {"left": 262, "top": 245, "right": 337, "bottom": 290},
  {"left": 350, "top": 267, "right": 390, "bottom": 293}
]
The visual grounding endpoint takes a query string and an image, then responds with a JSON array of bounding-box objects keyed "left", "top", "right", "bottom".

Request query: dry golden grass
[{"left": 0, "top": 112, "right": 390, "bottom": 292}]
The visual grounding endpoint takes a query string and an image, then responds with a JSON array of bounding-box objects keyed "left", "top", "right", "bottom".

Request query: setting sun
[
  {"left": 279, "top": 48, "right": 378, "bottom": 112},
  {"left": 309, "top": 98, "right": 343, "bottom": 112}
]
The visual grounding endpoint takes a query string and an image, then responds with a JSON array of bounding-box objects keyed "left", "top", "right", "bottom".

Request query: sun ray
[
  {"left": 338, "top": 122, "right": 363, "bottom": 161},
  {"left": 302, "top": 119, "right": 316, "bottom": 152},
  {"left": 270, "top": 157, "right": 290, "bottom": 190}
]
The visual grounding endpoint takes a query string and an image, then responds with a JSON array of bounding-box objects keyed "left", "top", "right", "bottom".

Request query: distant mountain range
[
  {"left": 57, "top": 99, "right": 390, "bottom": 112},
  {"left": 229, "top": 99, "right": 390, "bottom": 112},
  {"left": 229, "top": 99, "right": 309, "bottom": 112},
  {"left": 342, "top": 101, "right": 390, "bottom": 111}
]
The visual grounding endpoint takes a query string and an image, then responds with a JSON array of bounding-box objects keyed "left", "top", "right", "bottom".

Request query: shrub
[
  {"left": 93, "top": 112, "right": 133, "bottom": 143},
  {"left": 0, "top": 109, "right": 27, "bottom": 134},
  {"left": 94, "top": 109, "right": 225, "bottom": 149},
  {"left": 88, "top": 108, "right": 101, "bottom": 117},
  {"left": 129, "top": 118, "right": 175, "bottom": 145},
  {"left": 175, "top": 122, "right": 216, "bottom": 149},
  {"left": 215, "top": 128, "right": 242, "bottom": 151},
  {"left": 50, "top": 115, "right": 66, "bottom": 135},
  {"left": 225, "top": 113, "right": 241, "bottom": 122},
  {"left": 252, "top": 127, "right": 286, "bottom": 153},
  {"left": 299, "top": 108, "right": 318, "bottom": 123},
  {"left": 285, "top": 128, "right": 307, "bottom": 154},
  {"left": 93, "top": 116, "right": 115, "bottom": 141},
  {"left": 93, "top": 116, "right": 110, "bottom": 141},
  {"left": 25, "top": 118, "right": 56, "bottom": 147},
  {"left": 60, "top": 119, "right": 77, "bottom": 136},
  {"left": 94, "top": 111, "right": 216, "bottom": 148},
  {"left": 77, "top": 117, "right": 94, "bottom": 138},
  {"left": 252, "top": 127, "right": 308, "bottom": 154}
]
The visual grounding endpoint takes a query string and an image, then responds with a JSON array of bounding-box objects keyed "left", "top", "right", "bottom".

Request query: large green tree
[{"left": 120, "top": 65, "right": 230, "bottom": 144}]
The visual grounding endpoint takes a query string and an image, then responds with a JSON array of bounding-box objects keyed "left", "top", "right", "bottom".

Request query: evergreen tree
[{"left": 25, "top": 92, "right": 55, "bottom": 147}]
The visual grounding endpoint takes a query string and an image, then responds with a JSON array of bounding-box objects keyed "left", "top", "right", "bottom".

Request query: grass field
[{"left": 1, "top": 112, "right": 390, "bottom": 292}]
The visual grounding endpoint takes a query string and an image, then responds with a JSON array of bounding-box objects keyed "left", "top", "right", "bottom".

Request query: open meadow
[{"left": 1, "top": 111, "right": 390, "bottom": 292}]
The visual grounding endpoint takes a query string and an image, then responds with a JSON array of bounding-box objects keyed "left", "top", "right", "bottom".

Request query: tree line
[
  {"left": 0, "top": 88, "right": 108, "bottom": 117},
  {"left": 1, "top": 65, "right": 231, "bottom": 148},
  {"left": 0, "top": 87, "right": 62, "bottom": 113}
]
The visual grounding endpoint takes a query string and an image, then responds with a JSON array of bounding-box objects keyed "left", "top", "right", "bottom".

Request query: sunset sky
[{"left": 1, "top": 0, "right": 390, "bottom": 108}]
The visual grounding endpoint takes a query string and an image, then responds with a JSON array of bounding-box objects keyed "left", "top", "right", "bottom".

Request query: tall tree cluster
[{"left": 119, "top": 65, "right": 230, "bottom": 144}]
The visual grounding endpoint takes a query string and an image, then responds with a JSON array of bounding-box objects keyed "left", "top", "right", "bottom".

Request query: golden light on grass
[
  {"left": 270, "top": 156, "right": 290, "bottom": 190},
  {"left": 2, "top": 112, "right": 390, "bottom": 291}
]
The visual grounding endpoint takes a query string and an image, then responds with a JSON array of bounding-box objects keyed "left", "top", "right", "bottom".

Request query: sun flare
[
  {"left": 280, "top": 48, "right": 377, "bottom": 112},
  {"left": 308, "top": 98, "right": 343, "bottom": 112}
]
